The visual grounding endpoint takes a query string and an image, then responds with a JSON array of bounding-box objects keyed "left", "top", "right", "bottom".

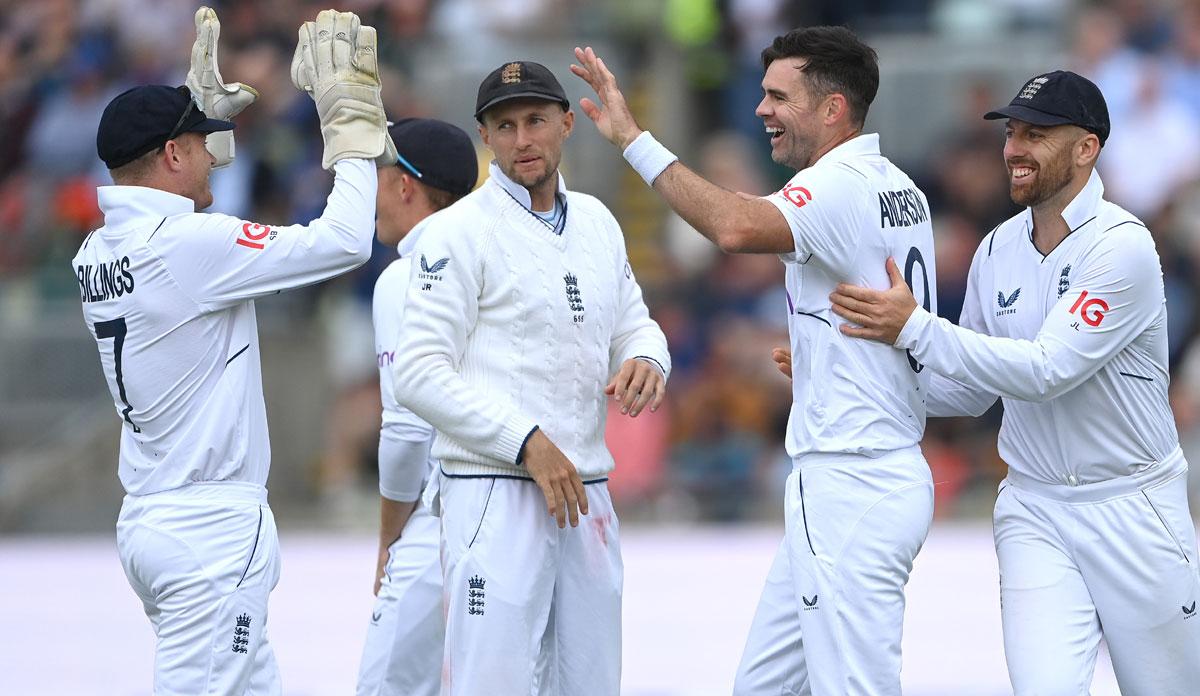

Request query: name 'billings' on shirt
[{"left": 77, "top": 256, "right": 136, "bottom": 303}]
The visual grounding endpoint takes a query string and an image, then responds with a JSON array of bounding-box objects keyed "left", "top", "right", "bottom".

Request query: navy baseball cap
[
  {"left": 97, "top": 85, "right": 234, "bottom": 169},
  {"left": 388, "top": 118, "right": 479, "bottom": 196},
  {"left": 474, "top": 61, "right": 569, "bottom": 122},
  {"left": 984, "top": 70, "right": 1110, "bottom": 146}
]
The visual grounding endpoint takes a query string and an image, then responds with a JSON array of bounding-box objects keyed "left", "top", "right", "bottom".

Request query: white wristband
[{"left": 622, "top": 131, "right": 678, "bottom": 186}]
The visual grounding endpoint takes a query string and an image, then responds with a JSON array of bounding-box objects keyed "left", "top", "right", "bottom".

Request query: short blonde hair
[{"left": 109, "top": 146, "right": 163, "bottom": 185}]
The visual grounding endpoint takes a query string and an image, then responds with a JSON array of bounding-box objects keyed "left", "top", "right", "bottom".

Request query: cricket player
[
  {"left": 355, "top": 117, "right": 478, "bottom": 696},
  {"left": 391, "top": 60, "right": 671, "bottom": 696},
  {"left": 574, "top": 27, "right": 937, "bottom": 695},
  {"left": 828, "top": 71, "right": 1200, "bottom": 695},
  {"left": 74, "top": 9, "right": 394, "bottom": 693}
]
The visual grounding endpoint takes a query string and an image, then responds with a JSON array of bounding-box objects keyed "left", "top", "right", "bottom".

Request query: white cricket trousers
[
  {"left": 439, "top": 476, "right": 622, "bottom": 696},
  {"left": 116, "top": 481, "right": 281, "bottom": 696},
  {"left": 356, "top": 496, "right": 443, "bottom": 696},
  {"left": 734, "top": 447, "right": 934, "bottom": 696},
  {"left": 996, "top": 447, "right": 1200, "bottom": 696}
]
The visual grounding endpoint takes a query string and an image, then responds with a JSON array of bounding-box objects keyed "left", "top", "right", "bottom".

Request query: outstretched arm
[
  {"left": 831, "top": 235, "right": 1163, "bottom": 403},
  {"left": 570, "top": 46, "right": 792, "bottom": 254}
]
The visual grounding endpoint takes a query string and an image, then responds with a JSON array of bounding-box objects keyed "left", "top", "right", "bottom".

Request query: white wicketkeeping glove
[
  {"left": 291, "top": 10, "right": 398, "bottom": 170},
  {"left": 186, "top": 6, "right": 259, "bottom": 168}
]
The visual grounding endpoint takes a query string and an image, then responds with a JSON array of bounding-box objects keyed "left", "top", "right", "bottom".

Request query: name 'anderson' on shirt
[{"left": 879, "top": 187, "right": 928, "bottom": 229}]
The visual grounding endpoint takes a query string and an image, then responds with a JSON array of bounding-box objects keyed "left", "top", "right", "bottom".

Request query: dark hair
[{"left": 761, "top": 26, "right": 879, "bottom": 128}]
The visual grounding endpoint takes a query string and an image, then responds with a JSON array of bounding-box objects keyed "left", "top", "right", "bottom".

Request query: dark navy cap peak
[
  {"left": 984, "top": 70, "right": 1110, "bottom": 146},
  {"left": 475, "top": 61, "right": 569, "bottom": 121},
  {"left": 388, "top": 118, "right": 479, "bottom": 196},
  {"left": 97, "top": 85, "right": 234, "bottom": 169}
]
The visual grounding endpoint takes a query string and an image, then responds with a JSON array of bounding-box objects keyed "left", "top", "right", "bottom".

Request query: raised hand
[
  {"left": 187, "top": 6, "right": 259, "bottom": 167},
  {"left": 290, "top": 10, "right": 396, "bottom": 169},
  {"left": 570, "top": 46, "right": 643, "bottom": 150}
]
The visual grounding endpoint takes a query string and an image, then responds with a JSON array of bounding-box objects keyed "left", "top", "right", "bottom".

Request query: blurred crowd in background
[{"left": 4, "top": 0, "right": 1200, "bottom": 529}]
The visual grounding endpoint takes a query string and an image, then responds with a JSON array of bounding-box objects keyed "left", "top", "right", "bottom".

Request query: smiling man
[
  {"left": 391, "top": 61, "right": 670, "bottom": 696},
  {"left": 573, "top": 26, "right": 936, "bottom": 696},
  {"left": 828, "top": 71, "right": 1200, "bottom": 695}
]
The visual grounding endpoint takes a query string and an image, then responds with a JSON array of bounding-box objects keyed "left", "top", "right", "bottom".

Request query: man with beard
[
  {"left": 391, "top": 61, "right": 670, "bottom": 695},
  {"left": 573, "top": 27, "right": 937, "bottom": 696},
  {"left": 827, "top": 71, "right": 1200, "bottom": 695}
]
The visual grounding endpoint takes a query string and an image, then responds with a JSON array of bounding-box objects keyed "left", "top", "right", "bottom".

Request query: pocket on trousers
[
  {"left": 443, "top": 478, "right": 498, "bottom": 551},
  {"left": 467, "top": 480, "right": 497, "bottom": 549},
  {"left": 1142, "top": 486, "right": 1192, "bottom": 564},
  {"left": 235, "top": 507, "right": 265, "bottom": 589}
]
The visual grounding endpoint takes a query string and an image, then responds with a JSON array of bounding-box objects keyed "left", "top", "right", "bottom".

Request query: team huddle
[{"left": 74, "top": 6, "right": 1199, "bottom": 696}]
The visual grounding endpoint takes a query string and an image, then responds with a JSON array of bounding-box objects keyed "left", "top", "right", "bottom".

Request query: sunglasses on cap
[{"left": 165, "top": 86, "right": 197, "bottom": 143}]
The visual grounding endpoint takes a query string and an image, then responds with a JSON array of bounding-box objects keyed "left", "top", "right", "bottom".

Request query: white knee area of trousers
[
  {"left": 996, "top": 460, "right": 1200, "bottom": 696},
  {"left": 732, "top": 540, "right": 809, "bottom": 696},
  {"left": 438, "top": 477, "right": 622, "bottom": 696},
  {"left": 734, "top": 451, "right": 933, "bottom": 696},
  {"left": 116, "top": 484, "right": 281, "bottom": 696},
  {"left": 356, "top": 503, "right": 443, "bottom": 696}
]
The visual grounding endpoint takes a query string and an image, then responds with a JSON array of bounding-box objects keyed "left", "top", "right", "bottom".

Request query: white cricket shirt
[
  {"left": 766, "top": 133, "right": 937, "bottom": 459},
  {"left": 74, "top": 159, "right": 376, "bottom": 496},
  {"left": 393, "top": 163, "right": 671, "bottom": 480},
  {"left": 901, "top": 170, "right": 1178, "bottom": 485},
  {"left": 373, "top": 225, "right": 436, "bottom": 502}
]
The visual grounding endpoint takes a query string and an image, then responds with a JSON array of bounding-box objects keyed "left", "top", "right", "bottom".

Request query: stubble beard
[
  {"left": 504, "top": 158, "right": 559, "bottom": 203},
  {"left": 1010, "top": 147, "right": 1074, "bottom": 208},
  {"left": 774, "top": 132, "right": 815, "bottom": 171}
]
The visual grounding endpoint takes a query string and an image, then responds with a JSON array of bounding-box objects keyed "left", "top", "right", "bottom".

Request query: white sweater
[{"left": 392, "top": 163, "right": 670, "bottom": 480}]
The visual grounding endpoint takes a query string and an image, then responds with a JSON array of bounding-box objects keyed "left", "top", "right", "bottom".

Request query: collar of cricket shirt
[
  {"left": 1016, "top": 167, "right": 1105, "bottom": 240},
  {"left": 397, "top": 215, "right": 431, "bottom": 258},
  {"left": 96, "top": 185, "right": 194, "bottom": 233},
  {"left": 811, "top": 132, "right": 881, "bottom": 168},
  {"left": 1059, "top": 168, "right": 1105, "bottom": 231},
  {"left": 487, "top": 160, "right": 569, "bottom": 236}
]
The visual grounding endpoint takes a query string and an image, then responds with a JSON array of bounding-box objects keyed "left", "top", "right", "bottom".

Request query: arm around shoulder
[{"left": 898, "top": 226, "right": 1163, "bottom": 402}]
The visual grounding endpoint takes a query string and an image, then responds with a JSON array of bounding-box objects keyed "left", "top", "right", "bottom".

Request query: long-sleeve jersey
[
  {"left": 392, "top": 162, "right": 671, "bottom": 480},
  {"left": 74, "top": 159, "right": 376, "bottom": 496},
  {"left": 899, "top": 169, "right": 1179, "bottom": 485},
  {"left": 766, "top": 134, "right": 938, "bottom": 460},
  {"left": 373, "top": 227, "right": 436, "bottom": 502}
]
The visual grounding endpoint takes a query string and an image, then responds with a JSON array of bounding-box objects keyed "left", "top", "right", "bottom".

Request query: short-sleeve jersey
[{"left": 765, "top": 134, "right": 937, "bottom": 458}]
